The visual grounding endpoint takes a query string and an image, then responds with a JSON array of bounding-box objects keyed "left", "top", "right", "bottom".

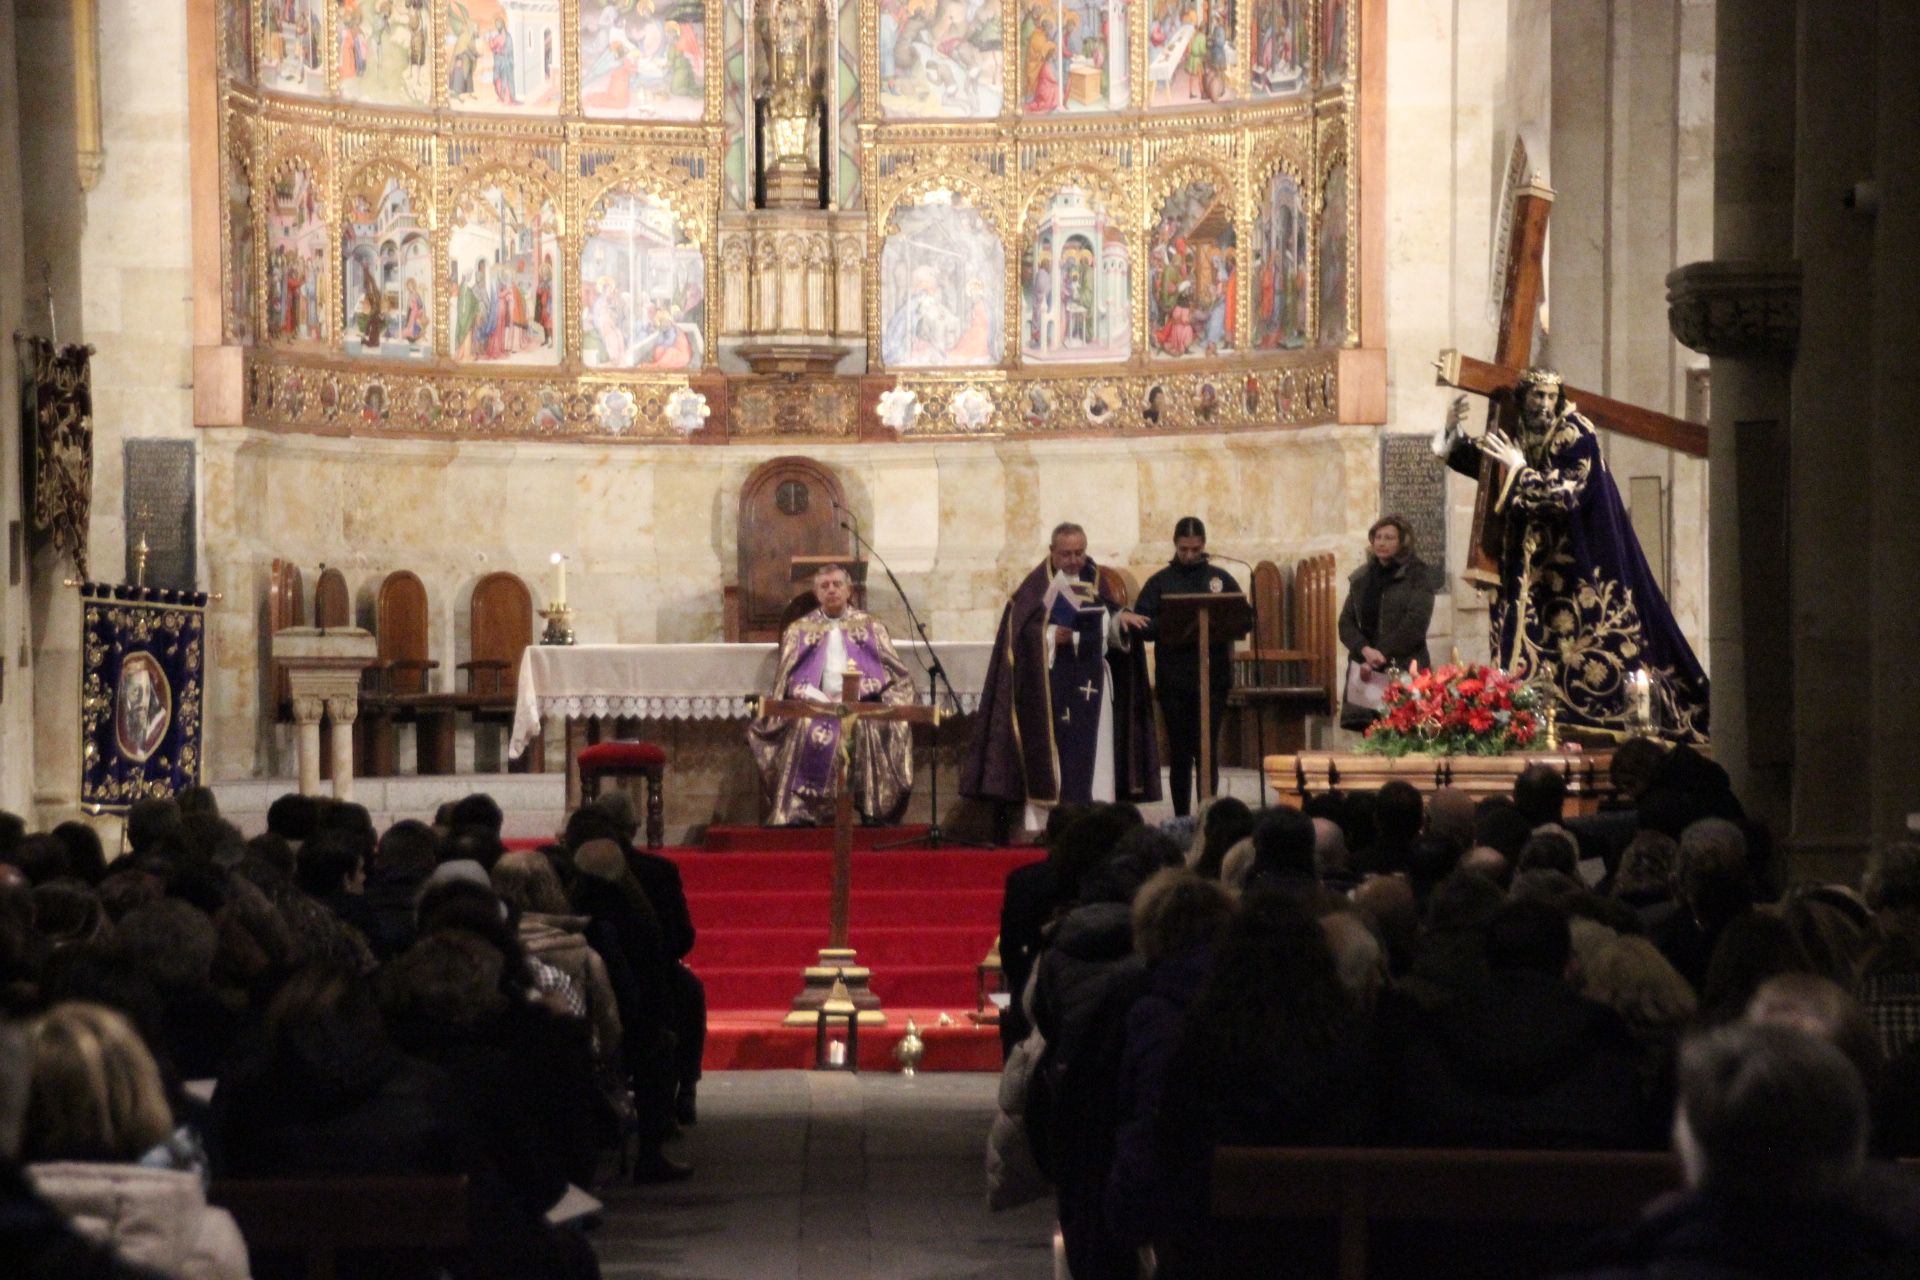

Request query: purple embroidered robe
[{"left": 747, "top": 609, "right": 916, "bottom": 825}]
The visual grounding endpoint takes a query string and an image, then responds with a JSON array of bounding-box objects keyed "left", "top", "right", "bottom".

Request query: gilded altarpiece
[{"left": 215, "top": 0, "right": 1368, "bottom": 440}]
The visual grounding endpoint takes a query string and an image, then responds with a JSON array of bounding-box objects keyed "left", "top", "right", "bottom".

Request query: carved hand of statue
[
  {"left": 1478, "top": 427, "right": 1527, "bottom": 474},
  {"left": 1432, "top": 393, "right": 1470, "bottom": 458}
]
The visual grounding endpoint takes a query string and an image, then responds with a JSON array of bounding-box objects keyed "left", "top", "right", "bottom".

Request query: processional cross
[
  {"left": 1436, "top": 175, "right": 1708, "bottom": 590},
  {"left": 755, "top": 661, "right": 942, "bottom": 1026}
]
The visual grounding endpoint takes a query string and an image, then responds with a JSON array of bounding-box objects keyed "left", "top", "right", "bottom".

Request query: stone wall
[{"left": 200, "top": 426, "right": 1379, "bottom": 780}]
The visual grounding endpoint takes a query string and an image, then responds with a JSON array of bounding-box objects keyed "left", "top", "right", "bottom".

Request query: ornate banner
[
  {"left": 21, "top": 337, "right": 95, "bottom": 577},
  {"left": 79, "top": 583, "right": 208, "bottom": 813}
]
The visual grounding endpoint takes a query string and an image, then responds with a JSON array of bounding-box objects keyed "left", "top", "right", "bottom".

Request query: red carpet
[{"left": 667, "top": 827, "right": 1043, "bottom": 1072}]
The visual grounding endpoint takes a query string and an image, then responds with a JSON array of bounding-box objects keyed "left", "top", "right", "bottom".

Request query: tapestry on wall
[
  {"left": 21, "top": 336, "right": 95, "bottom": 579},
  {"left": 79, "top": 583, "right": 208, "bottom": 813}
]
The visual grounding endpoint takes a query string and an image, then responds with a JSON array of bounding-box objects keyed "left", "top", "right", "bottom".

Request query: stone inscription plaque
[
  {"left": 124, "top": 439, "right": 196, "bottom": 591},
  {"left": 1379, "top": 434, "right": 1448, "bottom": 593}
]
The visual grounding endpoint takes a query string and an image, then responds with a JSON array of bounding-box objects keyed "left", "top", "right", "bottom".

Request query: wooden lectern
[{"left": 1154, "top": 593, "right": 1254, "bottom": 801}]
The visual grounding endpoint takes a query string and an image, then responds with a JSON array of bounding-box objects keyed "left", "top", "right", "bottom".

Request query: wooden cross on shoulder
[
  {"left": 753, "top": 663, "right": 941, "bottom": 952},
  {"left": 1434, "top": 175, "right": 1708, "bottom": 586}
]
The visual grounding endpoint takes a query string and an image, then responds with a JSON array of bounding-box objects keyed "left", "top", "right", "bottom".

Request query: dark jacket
[
  {"left": 1135, "top": 559, "right": 1241, "bottom": 697},
  {"left": 998, "top": 858, "right": 1061, "bottom": 1058},
  {"left": 1028, "top": 902, "right": 1141, "bottom": 1183},
  {"left": 1106, "top": 945, "right": 1216, "bottom": 1249},
  {"left": 1558, "top": 1171, "right": 1920, "bottom": 1280},
  {"left": 210, "top": 1015, "right": 580, "bottom": 1280},
  {"left": 1390, "top": 969, "right": 1659, "bottom": 1150},
  {"left": 624, "top": 848, "right": 696, "bottom": 963},
  {"left": 1337, "top": 556, "right": 1437, "bottom": 727}
]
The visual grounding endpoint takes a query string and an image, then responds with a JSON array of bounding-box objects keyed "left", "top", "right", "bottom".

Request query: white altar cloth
[{"left": 509, "top": 641, "right": 996, "bottom": 758}]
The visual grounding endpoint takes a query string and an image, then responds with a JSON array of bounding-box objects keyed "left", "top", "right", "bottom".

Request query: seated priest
[
  {"left": 962, "top": 522, "right": 1161, "bottom": 832},
  {"left": 747, "top": 562, "right": 916, "bottom": 826}
]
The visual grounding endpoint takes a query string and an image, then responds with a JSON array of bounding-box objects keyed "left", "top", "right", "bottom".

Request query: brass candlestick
[{"left": 538, "top": 604, "right": 575, "bottom": 646}]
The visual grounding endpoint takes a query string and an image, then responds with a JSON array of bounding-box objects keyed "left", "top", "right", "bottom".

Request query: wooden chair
[
  {"left": 431, "top": 571, "right": 539, "bottom": 774},
  {"left": 359, "top": 570, "right": 439, "bottom": 777},
  {"left": 268, "top": 558, "right": 305, "bottom": 720},
  {"left": 210, "top": 1176, "right": 468, "bottom": 1280},
  {"left": 314, "top": 566, "right": 351, "bottom": 628},
  {"left": 1226, "top": 553, "right": 1340, "bottom": 760},
  {"left": 725, "top": 456, "right": 856, "bottom": 641},
  {"left": 1209, "top": 1147, "right": 1683, "bottom": 1280}
]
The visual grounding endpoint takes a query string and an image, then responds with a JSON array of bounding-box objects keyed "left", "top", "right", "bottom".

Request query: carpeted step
[
  {"left": 690, "top": 924, "right": 994, "bottom": 970},
  {"left": 697, "top": 963, "right": 985, "bottom": 1012},
  {"left": 667, "top": 848, "right": 1038, "bottom": 894},
  {"left": 685, "top": 888, "right": 1005, "bottom": 930},
  {"left": 699, "top": 824, "right": 933, "bottom": 853}
]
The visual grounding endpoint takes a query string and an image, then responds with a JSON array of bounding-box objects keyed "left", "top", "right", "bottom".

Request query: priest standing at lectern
[
  {"left": 962, "top": 523, "right": 1161, "bottom": 830},
  {"left": 748, "top": 563, "right": 916, "bottom": 826}
]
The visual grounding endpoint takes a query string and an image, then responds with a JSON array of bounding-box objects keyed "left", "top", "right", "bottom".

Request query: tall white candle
[{"left": 551, "top": 552, "right": 567, "bottom": 608}]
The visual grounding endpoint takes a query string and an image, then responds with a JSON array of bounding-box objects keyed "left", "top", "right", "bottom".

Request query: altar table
[
  {"left": 1264, "top": 749, "right": 1618, "bottom": 816},
  {"left": 509, "top": 641, "right": 997, "bottom": 817}
]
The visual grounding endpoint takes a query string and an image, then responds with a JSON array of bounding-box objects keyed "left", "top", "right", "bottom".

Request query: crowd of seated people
[
  {"left": 0, "top": 786, "right": 705, "bottom": 1280},
  {"left": 989, "top": 743, "right": 1920, "bottom": 1279}
]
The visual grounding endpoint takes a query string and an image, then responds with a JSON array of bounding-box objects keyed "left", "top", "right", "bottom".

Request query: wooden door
[{"left": 735, "top": 456, "right": 854, "bottom": 642}]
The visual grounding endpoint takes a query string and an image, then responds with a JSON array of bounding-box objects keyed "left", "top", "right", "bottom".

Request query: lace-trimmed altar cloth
[{"left": 509, "top": 641, "right": 994, "bottom": 758}]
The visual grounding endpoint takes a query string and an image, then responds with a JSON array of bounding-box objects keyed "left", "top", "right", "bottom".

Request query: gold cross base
[{"left": 783, "top": 947, "right": 889, "bottom": 1026}]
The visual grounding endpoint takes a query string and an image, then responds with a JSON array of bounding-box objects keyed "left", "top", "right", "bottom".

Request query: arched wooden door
[{"left": 733, "top": 456, "right": 857, "bottom": 642}]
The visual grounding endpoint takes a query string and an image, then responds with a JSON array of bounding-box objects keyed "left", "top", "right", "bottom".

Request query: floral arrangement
[{"left": 1358, "top": 662, "right": 1542, "bottom": 757}]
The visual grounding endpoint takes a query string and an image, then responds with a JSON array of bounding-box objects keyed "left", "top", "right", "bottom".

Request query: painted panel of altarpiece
[
  {"left": 879, "top": 196, "right": 1004, "bottom": 367},
  {"left": 1021, "top": 185, "right": 1130, "bottom": 363},
  {"left": 1318, "top": 157, "right": 1347, "bottom": 346},
  {"left": 1147, "top": 0, "right": 1232, "bottom": 108},
  {"left": 446, "top": 0, "right": 563, "bottom": 114},
  {"left": 339, "top": 0, "right": 434, "bottom": 108},
  {"left": 1018, "top": 0, "right": 1127, "bottom": 114},
  {"left": 580, "top": 0, "right": 708, "bottom": 121},
  {"left": 448, "top": 186, "right": 563, "bottom": 364},
  {"left": 266, "top": 162, "right": 329, "bottom": 344},
  {"left": 1252, "top": 169, "right": 1308, "bottom": 350},
  {"left": 877, "top": 0, "right": 1003, "bottom": 119},
  {"left": 581, "top": 192, "right": 707, "bottom": 370},
  {"left": 1147, "top": 179, "right": 1235, "bottom": 359},
  {"left": 343, "top": 179, "right": 435, "bottom": 359},
  {"left": 261, "top": 0, "right": 329, "bottom": 95},
  {"left": 1250, "top": 0, "right": 1306, "bottom": 96}
]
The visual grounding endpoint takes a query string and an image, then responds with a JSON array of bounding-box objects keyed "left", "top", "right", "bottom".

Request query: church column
[
  {"left": 1667, "top": 0, "right": 1796, "bottom": 846},
  {"left": 1786, "top": 0, "right": 1876, "bottom": 872},
  {"left": 0, "top": 0, "right": 31, "bottom": 812},
  {"left": 325, "top": 696, "right": 359, "bottom": 802},
  {"left": 291, "top": 695, "right": 325, "bottom": 797},
  {"left": 1869, "top": 0, "right": 1920, "bottom": 846}
]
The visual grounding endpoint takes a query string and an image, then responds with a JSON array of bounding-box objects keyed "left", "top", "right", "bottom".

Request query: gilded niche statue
[{"left": 756, "top": 0, "right": 829, "bottom": 207}]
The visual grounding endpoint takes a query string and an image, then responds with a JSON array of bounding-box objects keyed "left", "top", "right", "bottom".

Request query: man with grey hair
[
  {"left": 1562, "top": 1022, "right": 1920, "bottom": 1277},
  {"left": 963, "top": 522, "right": 1160, "bottom": 834}
]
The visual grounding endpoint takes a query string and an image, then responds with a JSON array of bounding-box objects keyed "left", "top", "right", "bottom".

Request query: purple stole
[{"left": 782, "top": 618, "right": 892, "bottom": 802}]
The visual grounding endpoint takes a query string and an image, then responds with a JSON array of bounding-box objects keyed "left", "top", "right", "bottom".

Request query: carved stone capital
[
  {"left": 291, "top": 695, "right": 326, "bottom": 726},
  {"left": 1666, "top": 259, "right": 1801, "bottom": 358},
  {"left": 325, "top": 696, "right": 360, "bottom": 726}
]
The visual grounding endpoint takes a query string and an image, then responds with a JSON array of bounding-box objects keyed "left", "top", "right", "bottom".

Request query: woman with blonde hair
[
  {"left": 492, "top": 850, "right": 624, "bottom": 1068},
  {"left": 23, "top": 1001, "right": 250, "bottom": 1279}
]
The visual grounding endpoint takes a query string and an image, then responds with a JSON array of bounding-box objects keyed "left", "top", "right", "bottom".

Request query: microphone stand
[
  {"left": 839, "top": 513, "right": 990, "bottom": 851},
  {"left": 1201, "top": 552, "right": 1267, "bottom": 810}
]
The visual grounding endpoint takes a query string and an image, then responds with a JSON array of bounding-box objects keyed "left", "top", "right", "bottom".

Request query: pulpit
[{"left": 272, "top": 627, "right": 378, "bottom": 800}]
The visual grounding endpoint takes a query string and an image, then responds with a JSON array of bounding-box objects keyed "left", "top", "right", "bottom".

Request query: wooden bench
[
  {"left": 210, "top": 1175, "right": 469, "bottom": 1280},
  {"left": 1208, "top": 1146, "right": 1682, "bottom": 1280}
]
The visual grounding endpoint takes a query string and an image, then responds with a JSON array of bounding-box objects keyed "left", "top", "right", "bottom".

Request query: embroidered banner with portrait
[{"left": 79, "top": 584, "right": 208, "bottom": 813}]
